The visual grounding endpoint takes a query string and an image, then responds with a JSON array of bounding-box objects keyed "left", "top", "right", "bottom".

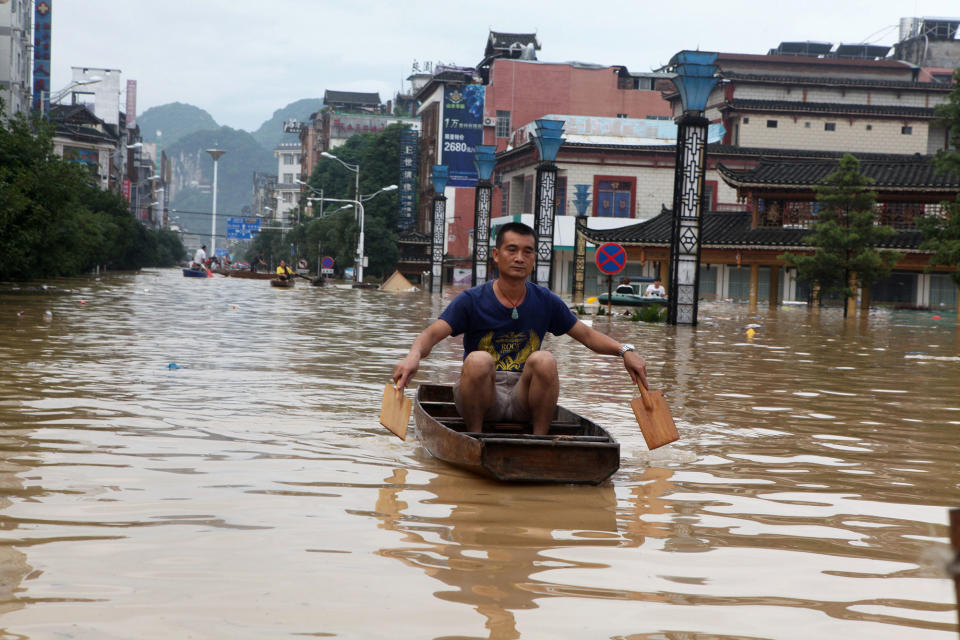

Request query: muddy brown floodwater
[{"left": 0, "top": 268, "right": 958, "bottom": 639}]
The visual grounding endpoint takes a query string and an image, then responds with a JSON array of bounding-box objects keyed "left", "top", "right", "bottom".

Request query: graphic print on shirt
[{"left": 476, "top": 330, "right": 540, "bottom": 371}]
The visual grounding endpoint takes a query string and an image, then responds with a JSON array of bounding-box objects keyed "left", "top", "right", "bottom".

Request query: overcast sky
[{"left": 52, "top": 0, "right": 959, "bottom": 132}]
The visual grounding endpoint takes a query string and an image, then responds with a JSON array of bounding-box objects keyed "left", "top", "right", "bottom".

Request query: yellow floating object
[
  {"left": 586, "top": 297, "right": 598, "bottom": 304},
  {"left": 746, "top": 328, "right": 756, "bottom": 338}
]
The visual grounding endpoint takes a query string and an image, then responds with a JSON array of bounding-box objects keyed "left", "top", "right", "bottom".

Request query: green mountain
[
  {"left": 165, "top": 126, "right": 275, "bottom": 244},
  {"left": 251, "top": 98, "right": 323, "bottom": 150},
  {"left": 138, "top": 102, "right": 219, "bottom": 149}
]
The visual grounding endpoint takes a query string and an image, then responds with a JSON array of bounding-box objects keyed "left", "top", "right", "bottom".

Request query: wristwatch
[{"left": 618, "top": 343, "right": 635, "bottom": 357}]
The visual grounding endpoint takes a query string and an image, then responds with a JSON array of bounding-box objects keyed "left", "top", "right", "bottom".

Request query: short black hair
[{"left": 495, "top": 222, "right": 536, "bottom": 249}]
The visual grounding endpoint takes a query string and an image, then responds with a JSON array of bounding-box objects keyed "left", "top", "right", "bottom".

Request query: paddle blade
[
  {"left": 379, "top": 383, "right": 411, "bottom": 441},
  {"left": 631, "top": 389, "right": 679, "bottom": 450}
]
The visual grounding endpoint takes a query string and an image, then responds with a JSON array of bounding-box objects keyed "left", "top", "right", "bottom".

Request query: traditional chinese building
[{"left": 578, "top": 153, "right": 960, "bottom": 309}]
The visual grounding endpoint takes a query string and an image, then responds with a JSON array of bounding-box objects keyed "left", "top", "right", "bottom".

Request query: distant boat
[
  {"left": 270, "top": 278, "right": 294, "bottom": 288},
  {"left": 182, "top": 268, "right": 211, "bottom": 278}
]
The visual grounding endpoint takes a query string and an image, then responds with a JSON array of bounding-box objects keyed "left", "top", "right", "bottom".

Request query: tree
[
  {"left": 0, "top": 107, "right": 184, "bottom": 280},
  {"left": 303, "top": 123, "right": 405, "bottom": 280},
  {"left": 921, "top": 69, "right": 960, "bottom": 289},
  {"left": 780, "top": 153, "right": 900, "bottom": 314}
]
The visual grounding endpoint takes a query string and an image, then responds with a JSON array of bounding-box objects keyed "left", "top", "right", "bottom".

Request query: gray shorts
[{"left": 453, "top": 370, "right": 530, "bottom": 423}]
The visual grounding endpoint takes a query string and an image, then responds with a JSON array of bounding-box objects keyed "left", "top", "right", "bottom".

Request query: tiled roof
[
  {"left": 578, "top": 209, "right": 926, "bottom": 251},
  {"left": 718, "top": 157, "right": 960, "bottom": 192},
  {"left": 716, "top": 52, "right": 912, "bottom": 71},
  {"left": 323, "top": 90, "right": 381, "bottom": 106},
  {"left": 722, "top": 98, "right": 935, "bottom": 119},
  {"left": 720, "top": 71, "right": 953, "bottom": 92},
  {"left": 496, "top": 138, "right": 933, "bottom": 164}
]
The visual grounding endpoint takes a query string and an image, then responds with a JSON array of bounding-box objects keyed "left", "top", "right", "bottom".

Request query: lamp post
[
  {"left": 530, "top": 119, "right": 565, "bottom": 288},
  {"left": 296, "top": 179, "right": 323, "bottom": 216},
  {"left": 430, "top": 165, "right": 449, "bottom": 294},
  {"left": 571, "top": 184, "right": 592, "bottom": 304},
  {"left": 206, "top": 149, "right": 226, "bottom": 257},
  {"left": 320, "top": 151, "right": 359, "bottom": 225},
  {"left": 471, "top": 145, "right": 497, "bottom": 287},
  {"left": 321, "top": 184, "right": 397, "bottom": 284},
  {"left": 665, "top": 51, "right": 719, "bottom": 326}
]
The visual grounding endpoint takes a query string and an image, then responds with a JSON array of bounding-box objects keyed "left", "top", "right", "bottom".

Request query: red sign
[
  {"left": 122, "top": 178, "right": 131, "bottom": 201},
  {"left": 595, "top": 242, "right": 627, "bottom": 275}
]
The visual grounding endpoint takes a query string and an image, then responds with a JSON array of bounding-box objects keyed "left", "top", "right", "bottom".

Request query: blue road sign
[
  {"left": 595, "top": 242, "right": 627, "bottom": 275},
  {"left": 321, "top": 256, "right": 334, "bottom": 270}
]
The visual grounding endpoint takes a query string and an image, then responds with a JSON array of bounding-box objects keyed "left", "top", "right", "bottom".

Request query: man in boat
[
  {"left": 250, "top": 252, "right": 267, "bottom": 272},
  {"left": 644, "top": 278, "right": 666, "bottom": 297},
  {"left": 276, "top": 260, "right": 294, "bottom": 281},
  {"left": 192, "top": 245, "right": 208, "bottom": 270},
  {"left": 615, "top": 277, "right": 635, "bottom": 294},
  {"left": 393, "top": 222, "right": 647, "bottom": 436}
]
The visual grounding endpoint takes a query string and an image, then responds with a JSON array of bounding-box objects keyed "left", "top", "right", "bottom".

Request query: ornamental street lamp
[
  {"left": 530, "top": 119, "right": 565, "bottom": 288},
  {"left": 471, "top": 144, "right": 497, "bottom": 287},
  {"left": 571, "top": 184, "right": 592, "bottom": 304},
  {"left": 665, "top": 50, "right": 719, "bottom": 326},
  {"left": 206, "top": 148, "right": 227, "bottom": 257},
  {"left": 430, "top": 165, "right": 449, "bottom": 294}
]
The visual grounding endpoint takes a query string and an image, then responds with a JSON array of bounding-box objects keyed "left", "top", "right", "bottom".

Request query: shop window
[
  {"left": 901, "top": 125, "right": 913, "bottom": 135},
  {"left": 825, "top": 122, "right": 836, "bottom": 131},
  {"left": 555, "top": 176, "right": 567, "bottom": 215},
  {"left": 866, "top": 124, "right": 873, "bottom": 130},
  {"left": 594, "top": 178, "right": 634, "bottom": 218},
  {"left": 766, "top": 120, "right": 778, "bottom": 128},
  {"left": 522, "top": 175, "right": 533, "bottom": 213},
  {"left": 743, "top": 117, "right": 750, "bottom": 124}
]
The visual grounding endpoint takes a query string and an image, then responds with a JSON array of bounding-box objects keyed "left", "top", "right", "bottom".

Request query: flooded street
[{"left": 0, "top": 268, "right": 958, "bottom": 639}]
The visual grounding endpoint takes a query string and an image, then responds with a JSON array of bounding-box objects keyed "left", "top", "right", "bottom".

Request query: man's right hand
[{"left": 393, "top": 355, "right": 420, "bottom": 389}]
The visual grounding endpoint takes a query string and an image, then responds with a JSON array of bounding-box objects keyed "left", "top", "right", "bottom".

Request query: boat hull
[
  {"left": 270, "top": 278, "right": 294, "bottom": 288},
  {"left": 227, "top": 271, "right": 275, "bottom": 280},
  {"left": 182, "top": 268, "right": 210, "bottom": 278},
  {"left": 597, "top": 293, "right": 667, "bottom": 307},
  {"left": 414, "top": 384, "right": 619, "bottom": 484}
]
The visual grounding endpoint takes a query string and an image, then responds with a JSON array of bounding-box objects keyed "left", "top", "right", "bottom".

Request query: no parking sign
[{"left": 595, "top": 242, "right": 627, "bottom": 275}]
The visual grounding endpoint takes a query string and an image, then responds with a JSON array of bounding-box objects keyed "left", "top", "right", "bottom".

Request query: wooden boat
[
  {"left": 414, "top": 384, "right": 619, "bottom": 484},
  {"left": 270, "top": 277, "right": 294, "bottom": 288},
  {"left": 226, "top": 270, "right": 275, "bottom": 280},
  {"left": 182, "top": 268, "right": 211, "bottom": 278}
]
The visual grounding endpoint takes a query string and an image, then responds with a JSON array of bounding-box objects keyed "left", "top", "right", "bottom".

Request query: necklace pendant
[{"left": 511, "top": 307, "right": 519, "bottom": 320}]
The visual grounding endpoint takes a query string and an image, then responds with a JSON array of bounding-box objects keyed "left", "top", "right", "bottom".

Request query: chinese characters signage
[
  {"left": 33, "top": 1, "right": 52, "bottom": 113},
  {"left": 398, "top": 128, "right": 418, "bottom": 230},
  {"left": 441, "top": 85, "right": 484, "bottom": 188}
]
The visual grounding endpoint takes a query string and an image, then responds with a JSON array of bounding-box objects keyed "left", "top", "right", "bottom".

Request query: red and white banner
[{"left": 122, "top": 178, "right": 131, "bottom": 201}]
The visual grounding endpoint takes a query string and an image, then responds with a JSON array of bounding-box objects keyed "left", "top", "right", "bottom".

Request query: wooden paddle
[
  {"left": 630, "top": 380, "right": 679, "bottom": 450},
  {"left": 379, "top": 382, "right": 412, "bottom": 441}
]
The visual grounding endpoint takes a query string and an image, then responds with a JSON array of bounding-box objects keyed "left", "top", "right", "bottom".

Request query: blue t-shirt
[{"left": 439, "top": 281, "right": 578, "bottom": 371}]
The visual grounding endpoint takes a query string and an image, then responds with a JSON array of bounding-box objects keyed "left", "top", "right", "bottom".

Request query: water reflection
[{"left": 0, "top": 269, "right": 956, "bottom": 638}]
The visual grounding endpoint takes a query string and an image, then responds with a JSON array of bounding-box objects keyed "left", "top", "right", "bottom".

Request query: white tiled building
[{"left": 274, "top": 142, "right": 301, "bottom": 223}]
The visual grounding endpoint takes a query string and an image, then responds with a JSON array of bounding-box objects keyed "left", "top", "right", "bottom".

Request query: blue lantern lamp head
[
  {"left": 532, "top": 119, "right": 565, "bottom": 164},
  {"left": 431, "top": 164, "right": 449, "bottom": 194},
  {"left": 572, "top": 184, "right": 591, "bottom": 216},
  {"left": 473, "top": 145, "right": 497, "bottom": 182},
  {"left": 668, "top": 50, "right": 719, "bottom": 114}
]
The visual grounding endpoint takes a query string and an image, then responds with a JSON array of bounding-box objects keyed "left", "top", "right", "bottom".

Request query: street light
[
  {"left": 321, "top": 184, "right": 397, "bottom": 283},
  {"left": 206, "top": 148, "right": 226, "bottom": 256},
  {"left": 320, "top": 151, "right": 359, "bottom": 221},
  {"left": 297, "top": 179, "right": 323, "bottom": 214}
]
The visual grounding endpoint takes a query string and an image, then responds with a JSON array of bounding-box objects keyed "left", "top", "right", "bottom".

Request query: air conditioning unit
[{"left": 482, "top": 116, "right": 497, "bottom": 127}]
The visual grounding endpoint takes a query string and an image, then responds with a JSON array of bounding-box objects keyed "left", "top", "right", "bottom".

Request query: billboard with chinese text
[{"left": 441, "top": 85, "right": 484, "bottom": 188}]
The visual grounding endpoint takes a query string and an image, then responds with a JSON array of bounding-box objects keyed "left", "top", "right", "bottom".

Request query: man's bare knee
[
  {"left": 462, "top": 350, "right": 495, "bottom": 377},
  {"left": 524, "top": 350, "right": 557, "bottom": 376}
]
